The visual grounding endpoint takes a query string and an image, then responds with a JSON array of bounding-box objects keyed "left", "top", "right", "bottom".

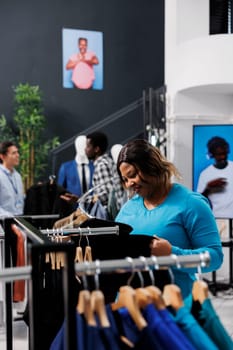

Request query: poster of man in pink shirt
[{"left": 62, "top": 28, "right": 103, "bottom": 90}]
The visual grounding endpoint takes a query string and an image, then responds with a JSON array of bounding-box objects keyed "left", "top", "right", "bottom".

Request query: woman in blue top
[{"left": 115, "top": 139, "right": 223, "bottom": 298}]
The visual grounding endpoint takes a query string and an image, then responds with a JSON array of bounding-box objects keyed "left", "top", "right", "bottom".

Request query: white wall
[{"left": 165, "top": 0, "right": 233, "bottom": 189}]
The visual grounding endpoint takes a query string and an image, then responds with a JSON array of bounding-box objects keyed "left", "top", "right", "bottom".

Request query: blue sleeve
[
  {"left": 57, "top": 164, "right": 66, "bottom": 188},
  {"left": 172, "top": 194, "right": 223, "bottom": 273}
]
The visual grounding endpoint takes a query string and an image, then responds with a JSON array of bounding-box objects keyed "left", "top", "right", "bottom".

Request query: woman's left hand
[{"left": 150, "top": 236, "right": 172, "bottom": 256}]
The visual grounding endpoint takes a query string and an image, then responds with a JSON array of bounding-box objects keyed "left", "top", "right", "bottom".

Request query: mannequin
[
  {"left": 110, "top": 144, "right": 123, "bottom": 164},
  {"left": 57, "top": 135, "right": 94, "bottom": 197},
  {"left": 108, "top": 143, "right": 127, "bottom": 219}
]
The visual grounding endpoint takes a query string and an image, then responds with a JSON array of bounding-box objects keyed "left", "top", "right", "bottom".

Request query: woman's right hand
[{"left": 150, "top": 236, "right": 172, "bottom": 256}]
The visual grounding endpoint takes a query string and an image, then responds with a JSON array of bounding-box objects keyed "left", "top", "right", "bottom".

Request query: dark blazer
[
  {"left": 57, "top": 160, "right": 94, "bottom": 196},
  {"left": 23, "top": 181, "right": 75, "bottom": 228}
]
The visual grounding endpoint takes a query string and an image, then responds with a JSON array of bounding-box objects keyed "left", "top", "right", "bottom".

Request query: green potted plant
[{"left": 0, "top": 83, "right": 59, "bottom": 190}]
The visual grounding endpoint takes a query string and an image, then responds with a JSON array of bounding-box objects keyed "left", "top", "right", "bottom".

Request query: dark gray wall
[{"left": 0, "top": 0, "right": 164, "bottom": 173}]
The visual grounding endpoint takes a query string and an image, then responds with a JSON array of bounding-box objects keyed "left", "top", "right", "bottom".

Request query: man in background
[
  {"left": 85, "top": 131, "right": 125, "bottom": 214},
  {"left": 0, "top": 141, "right": 24, "bottom": 217},
  {"left": 196, "top": 136, "right": 233, "bottom": 218},
  {"left": 0, "top": 141, "right": 25, "bottom": 302}
]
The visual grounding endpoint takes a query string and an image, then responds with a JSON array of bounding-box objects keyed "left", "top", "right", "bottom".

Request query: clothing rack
[
  {"left": 0, "top": 216, "right": 211, "bottom": 350},
  {"left": 1, "top": 216, "right": 125, "bottom": 350},
  {"left": 74, "top": 251, "right": 210, "bottom": 275},
  {"left": 0, "top": 252, "right": 210, "bottom": 283},
  {"left": 0, "top": 249, "right": 211, "bottom": 350},
  {"left": 40, "top": 226, "right": 120, "bottom": 236},
  {"left": 1, "top": 216, "right": 58, "bottom": 350}
]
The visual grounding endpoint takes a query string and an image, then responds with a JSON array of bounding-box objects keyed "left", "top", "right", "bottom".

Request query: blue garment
[
  {"left": 58, "top": 160, "right": 94, "bottom": 196},
  {"left": 197, "top": 298, "right": 233, "bottom": 350},
  {"left": 115, "top": 183, "right": 223, "bottom": 298},
  {"left": 0, "top": 164, "right": 24, "bottom": 217},
  {"left": 49, "top": 312, "right": 86, "bottom": 350},
  {"left": 173, "top": 305, "right": 219, "bottom": 350},
  {"left": 157, "top": 308, "right": 198, "bottom": 350},
  {"left": 106, "top": 304, "right": 136, "bottom": 349},
  {"left": 143, "top": 304, "right": 196, "bottom": 350},
  {"left": 98, "top": 326, "right": 122, "bottom": 350},
  {"left": 116, "top": 306, "right": 162, "bottom": 349}
]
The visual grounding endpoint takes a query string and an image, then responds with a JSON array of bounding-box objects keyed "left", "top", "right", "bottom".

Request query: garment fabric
[
  {"left": 196, "top": 161, "right": 233, "bottom": 218},
  {"left": 115, "top": 183, "right": 223, "bottom": 298},
  {"left": 24, "top": 181, "right": 75, "bottom": 228},
  {"left": 92, "top": 153, "right": 125, "bottom": 210},
  {"left": 108, "top": 305, "right": 163, "bottom": 349},
  {"left": 0, "top": 164, "right": 24, "bottom": 217},
  {"left": 143, "top": 304, "right": 196, "bottom": 350},
  {"left": 116, "top": 304, "right": 195, "bottom": 350},
  {"left": 58, "top": 160, "right": 94, "bottom": 197},
  {"left": 50, "top": 309, "right": 123, "bottom": 350},
  {"left": 193, "top": 297, "right": 233, "bottom": 350},
  {"left": 70, "top": 51, "right": 96, "bottom": 89},
  {"left": 173, "top": 305, "right": 219, "bottom": 350},
  {"left": 11, "top": 224, "right": 26, "bottom": 302},
  {"left": 157, "top": 307, "right": 198, "bottom": 350},
  {"left": 81, "top": 163, "right": 87, "bottom": 193},
  {"left": 23, "top": 260, "right": 80, "bottom": 349}
]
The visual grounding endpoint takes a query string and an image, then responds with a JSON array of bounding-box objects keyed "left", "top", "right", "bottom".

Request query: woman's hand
[{"left": 150, "top": 236, "right": 172, "bottom": 256}]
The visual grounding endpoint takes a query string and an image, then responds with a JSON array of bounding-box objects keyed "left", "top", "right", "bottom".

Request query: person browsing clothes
[{"left": 115, "top": 139, "right": 223, "bottom": 299}]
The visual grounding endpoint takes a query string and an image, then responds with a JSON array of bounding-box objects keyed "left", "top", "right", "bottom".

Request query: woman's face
[{"left": 119, "top": 162, "right": 155, "bottom": 197}]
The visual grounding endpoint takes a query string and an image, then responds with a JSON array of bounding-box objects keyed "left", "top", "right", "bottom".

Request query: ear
[{"left": 95, "top": 146, "right": 101, "bottom": 155}]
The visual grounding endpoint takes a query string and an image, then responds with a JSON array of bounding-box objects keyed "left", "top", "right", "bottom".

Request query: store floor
[{"left": 0, "top": 289, "right": 233, "bottom": 349}]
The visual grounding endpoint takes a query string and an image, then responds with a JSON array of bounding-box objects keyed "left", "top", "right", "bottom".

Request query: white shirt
[
  {"left": 0, "top": 164, "right": 24, "bottom": 217},
  {"left": 196, "top": 161, "right": 233, "bottom": 218}
]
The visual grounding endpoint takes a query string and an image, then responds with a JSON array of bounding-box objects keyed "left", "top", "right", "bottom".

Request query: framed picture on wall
[
  {"left": 193, "top": 124, "right": 233, "bottom": 219},
  {"left": 62, "top": 28, "right": 103, "bottom": 90}
]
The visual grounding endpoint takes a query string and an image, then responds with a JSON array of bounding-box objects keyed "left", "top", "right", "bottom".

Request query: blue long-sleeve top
[{"left": 115, "top": 183, "right": 223, "bottom": 298}]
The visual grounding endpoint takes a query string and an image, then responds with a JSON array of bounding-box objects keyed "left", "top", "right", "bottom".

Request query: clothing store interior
[{"left": 1, "top": 1, "right": 233, "bottom": 349}]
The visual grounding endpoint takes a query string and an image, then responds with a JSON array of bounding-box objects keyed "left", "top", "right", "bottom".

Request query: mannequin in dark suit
[{"left": 57, "top": 135, "right": 94, "bottom": 197}]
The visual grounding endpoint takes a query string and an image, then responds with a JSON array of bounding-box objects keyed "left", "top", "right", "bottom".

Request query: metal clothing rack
[
  {"left": 74, "top": 251, "right": 210, "bottom": 275},
  {"left": 40, "top": 226, "right": 120, "bottom": 236},
  {"left": 0, "top": 216, "right": 212, "bottom": 350},
  {"left": 0, "top": 252, "right": 211, "bottom": 283},
  {"left": 1, "top": 216, "right": 124, "bottom": 350},
  {"left": 0, "top": 250, "right": 211, "bottom": 350},
  {"left": 1, "top": 216, "right": 56, "bottom": 350}
]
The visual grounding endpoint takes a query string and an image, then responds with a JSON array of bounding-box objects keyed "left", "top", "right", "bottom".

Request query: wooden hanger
[
  {"left": 91, "top": 290, "right": 110, "bottom": 327},
  {"left": 76, "top": 290, "right": 96, "bottom": 326},
  {"left": 84, "top": 245, "right": 93, "bottom": 262},
  {"left": 192, "top": 280, "right": 209, "bottom": 304},
  {"left": 135, "top": 287, "right": 152, "bottom": 309},
  {"left": 111, "top": 285, "right": 147, "bottom": 330},
  {"left": 75, "top": 246, "right": 84, "bottom": 263},
  {"left": 145, "top": 285, "right": 166, "bottom": 310},
  {"left": 50, "top": 252, "right": 56, "bottom": 270},
  {"left": 162, "top": 284, "right": 184, "bottom": 311},
  {"left": 134, "top": 271, "right": 152, "bottom": 309},
  {"left": 84, "top": 233, "right": 93, "bottom": 262}
]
